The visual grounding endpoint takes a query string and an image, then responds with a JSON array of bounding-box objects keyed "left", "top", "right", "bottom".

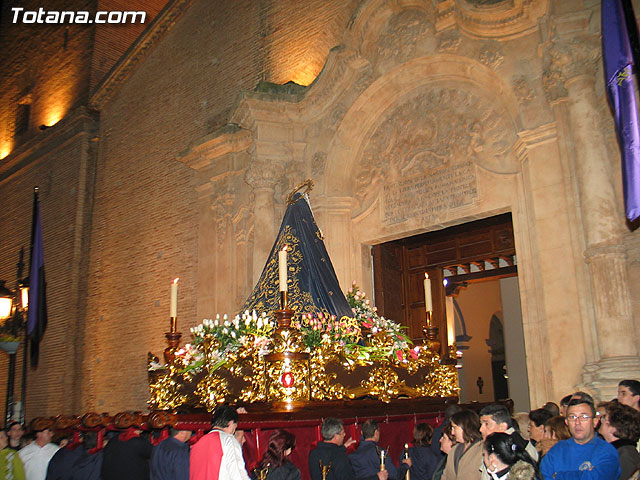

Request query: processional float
[{"left": 148, "top": 180, "right": 458, "bottom": 412}]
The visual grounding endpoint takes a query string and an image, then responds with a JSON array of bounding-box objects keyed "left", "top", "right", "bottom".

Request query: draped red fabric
[
  {"left": 239, "top": 412, "right": 442, "bottom": 480},
  {"left": 150, "top": 428, "right": 169, "bottom": 446},
  {"left": 118, "top": 427, "right": 140, "bottom": 442},
  {"left": 188, "top": 428, "right": 206, "bottom": 446}
]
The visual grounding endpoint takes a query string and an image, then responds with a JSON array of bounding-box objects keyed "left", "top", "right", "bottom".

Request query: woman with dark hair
[
  {"left": 598, "top": 401, "right": 640, "bottom": 480},
  {"left": 442, "top": 409, "right": 483, "bottom": 480},
  {"left": 483, "top": 432, "right": 539, "bottom": 480},
  {"left": 432, "top": 423, "right": 456, "bottom": 480},
  {"left": 397, "top": 423, "right": 439, "bottom": 480},
  {"left": 536, "top": 416, "right": 571, "bottom": 457},
  {"left": 253, "top": 430, "right": 300, "bottom": 480}
]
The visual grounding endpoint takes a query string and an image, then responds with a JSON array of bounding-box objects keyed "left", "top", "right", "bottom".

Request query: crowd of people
[{"left": 0, "top": 380, "right": 638, "bottom": 480}]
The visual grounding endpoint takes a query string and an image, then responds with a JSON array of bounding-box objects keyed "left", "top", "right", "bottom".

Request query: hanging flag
[
  {"left": 27, "top": 188, "right": 47, "bottom": 367},
  {"left": 602, "top": 0, "right": 640, "bottom": 221}
]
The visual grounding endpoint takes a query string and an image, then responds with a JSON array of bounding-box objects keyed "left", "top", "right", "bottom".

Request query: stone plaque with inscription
[{"left": 383, "top": 160, "right": 477, "bottom": 225}]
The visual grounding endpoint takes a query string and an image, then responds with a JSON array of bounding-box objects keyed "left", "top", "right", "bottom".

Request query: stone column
[
  {"left": 547, "top": 38, "right": 640, "bottom": 396},
  {"left": 245, "top": 159, "right": 282, "bottom": 284},
  {"left": 177, "top": 127, "right": 252, "bottom": 319},
  {"left": 312, "top": 196, "right": 355, "bottom": 292},
  {"left": 233, "top": 206, "right": 253, "bottom": 307}
]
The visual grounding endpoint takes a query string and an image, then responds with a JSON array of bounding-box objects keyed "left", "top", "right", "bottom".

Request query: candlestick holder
[
  {"left": 423, "top": 323, "right": 440, "bottom": 354},
  {"left": 425, "top": 310, "right": 432, "bottom": 327},
  {"left": 319, "top": 461, "right": 331, "bottom": 480},
  {"left": 164, "top": 314, "right": 182, "bottom": 365},
  {"left": 255, "top": 465, "right": 270, "bottom": 480},
  {"left": 279, "top": 290, "right": 288, "bottom": 310}
]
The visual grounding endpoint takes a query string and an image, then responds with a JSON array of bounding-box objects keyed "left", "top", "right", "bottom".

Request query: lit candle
[
  {"left": 446, "top": 296, "right": 455, "bottom": 346},
  {"left": 424, "top": 273, "right": 432, "bottom": 312},
  {"left": 279, "top": 246, "right": 288, "bottom": 292},
  {"left": 170, "top": 278, "right": 179, "bottom": 317}
]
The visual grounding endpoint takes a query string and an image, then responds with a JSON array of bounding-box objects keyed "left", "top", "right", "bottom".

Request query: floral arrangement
[
  {"left": 346, "top": 282, "right": 412, "bottom": 361},
  {"left": 171, "top": 283, "right": 414, "bottom": 375},
  {"left": 174, "top": 311, "right": 275, "bottom": 375},
  {"left": 292, "top": 312, "right": 361, "bottom": 350}
]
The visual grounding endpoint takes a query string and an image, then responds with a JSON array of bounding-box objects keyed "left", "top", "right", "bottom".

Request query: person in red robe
[{"left": 190, "top": 406, "right": 250, "bottom": 480}]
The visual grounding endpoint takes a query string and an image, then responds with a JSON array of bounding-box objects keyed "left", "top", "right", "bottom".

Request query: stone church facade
[{"left": 1, "top": 0, "right": 639, "bottom": 418}]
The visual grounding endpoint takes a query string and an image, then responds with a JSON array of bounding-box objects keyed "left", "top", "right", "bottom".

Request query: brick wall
[
  {"left": 0, "top": 0, "right": 95, "bottom": 159},
  {"left": 91, "top": 0, "right": 168, "bottom": 90},
  {"left": 0, "top": 109, "right": 98, "bottom": 419}
]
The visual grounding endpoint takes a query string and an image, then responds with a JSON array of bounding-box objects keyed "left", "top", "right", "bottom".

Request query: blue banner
[
  {"left": 602, "top": 0, "right": 640, "bottom": 221},
  {"left": 27, "top": 190, "right": 47, "bottom": 367}
]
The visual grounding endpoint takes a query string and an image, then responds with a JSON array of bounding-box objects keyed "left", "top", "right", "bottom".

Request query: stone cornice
[
  {"left": 89, "top": 0, "right": 193, "bottom": 110},
  {"left": 514, "top": 122, "right": 557, "bottom": 160},
  {"left": 436, "top": 0, "right": 549, "bottom": 39},
  {"left": 178, "top": 125, "right": 253, "bottom": 172},
  {"left": 0, "top": 107, "right": 98, "bottom": 185}
]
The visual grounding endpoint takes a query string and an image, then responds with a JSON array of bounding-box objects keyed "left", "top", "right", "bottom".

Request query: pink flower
[
  {"left": 396, "top": 350, "right": 404, "bottom": 362},
  {"left": 362, "top": 321, "right": 373, "bottom": 329},
  {"left": 409, "top": 349, "right": 418, "bottom": 359}
]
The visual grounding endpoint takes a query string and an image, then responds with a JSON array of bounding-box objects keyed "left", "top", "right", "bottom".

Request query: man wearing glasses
[{"left": 540, "top": 397, "right": 621, "bottom": 479}]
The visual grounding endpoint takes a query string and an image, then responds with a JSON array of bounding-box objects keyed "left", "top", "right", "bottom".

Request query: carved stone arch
[{"left": 324, "top": 54, "right": 523, "bottom": 198}]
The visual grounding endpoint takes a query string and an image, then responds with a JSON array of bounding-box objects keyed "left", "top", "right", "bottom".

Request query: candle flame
[
  {"left": 282, "top": 245, "right": 289, "bottom": 252},
  {"left": 173, "top": 278, "right": 179, "bottom": 284},
  {"left": 425, "top": 273, "right": 429, "bottom": 279}
]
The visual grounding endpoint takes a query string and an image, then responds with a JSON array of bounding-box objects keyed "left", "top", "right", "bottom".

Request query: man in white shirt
[
  {"left": 189, "top": 405, "right": 250, "bottom": 480},
  {"left": 18, "top": 426, "right": 59, "bottom": 480}
]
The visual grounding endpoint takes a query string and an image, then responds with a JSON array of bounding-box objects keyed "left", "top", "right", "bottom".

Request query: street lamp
[
  {"left": 0, "top": 281, "right": 13, "bottom": 320},
  {"left": 0, "top": 250, "right": 30, "bottom": 426}
]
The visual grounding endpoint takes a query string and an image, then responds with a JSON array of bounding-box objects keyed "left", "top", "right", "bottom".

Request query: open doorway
[{"left": 371, "top": 213, "right": 531, "bottom": 411}]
